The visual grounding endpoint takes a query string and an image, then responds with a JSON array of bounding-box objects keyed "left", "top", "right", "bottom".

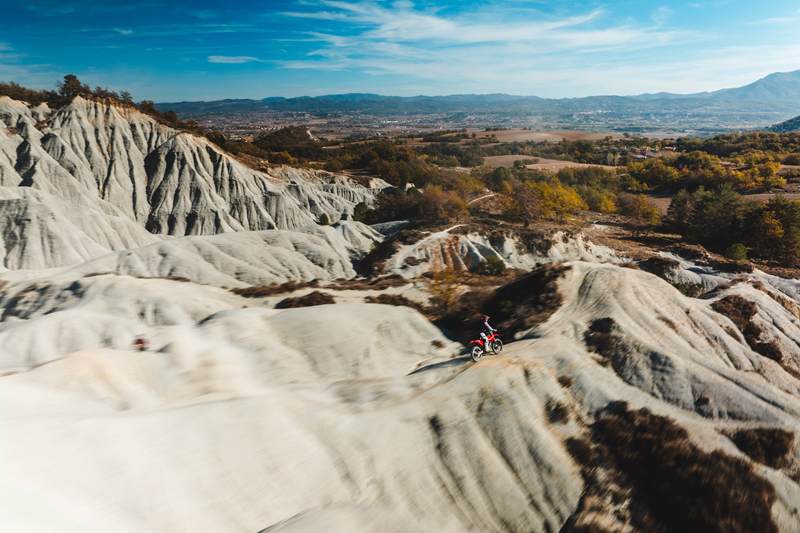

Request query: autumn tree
[
  {"left": 427, "top": 269, "right": 461, "bottom": 314},
  {"left": 618, "top": 193, "right": 661, "bottom": 228},
  {"left": 418, "top": 185, "right": 468, "bottom": 222},
  {"left": 510, "top": 178, "right": 587, "bottom": 224}
]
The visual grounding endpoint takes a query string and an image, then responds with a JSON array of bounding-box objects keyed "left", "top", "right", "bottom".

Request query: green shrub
[
  {"left": 474, "top": 256, "right": 507, "bottom": 276},
  {"left": 724, "top": 243, "right": 748, "bottom": 261}
]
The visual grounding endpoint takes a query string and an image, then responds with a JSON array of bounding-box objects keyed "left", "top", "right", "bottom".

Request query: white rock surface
[
  {"left": 1, "top": 95, "right": 800, "bottom": 533},
  {"left": 0, "top": 96, "right": 383, "bottom": 237},
  {"left": 385, "top": 225, "right": 621, "bottom": 277}
]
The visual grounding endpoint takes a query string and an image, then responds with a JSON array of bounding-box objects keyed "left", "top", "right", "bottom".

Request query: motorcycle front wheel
[
  {"left": 471, "top": 346, "right": 484, "bottom": 362},
  {"left": 491, "top": 339, "right": 503, "bottom": 354}
]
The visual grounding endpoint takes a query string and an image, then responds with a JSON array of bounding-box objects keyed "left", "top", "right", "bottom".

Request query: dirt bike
[{"left": 469, "top": 331, "right": 503, "bottom": 362}]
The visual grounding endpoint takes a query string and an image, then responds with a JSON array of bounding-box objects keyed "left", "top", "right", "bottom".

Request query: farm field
[{"left": 482, "top": 154, "right": 616, "bottom": 171}]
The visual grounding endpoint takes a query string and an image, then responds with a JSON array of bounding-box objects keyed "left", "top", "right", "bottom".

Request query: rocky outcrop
[
  {"left": 382, "top": 225, "right": 621, "bottom": 278},
  {"left": 0, "top": 96, "right": 382, "bottom": 238}
]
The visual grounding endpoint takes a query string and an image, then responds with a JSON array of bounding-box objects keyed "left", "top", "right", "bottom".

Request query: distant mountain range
[{"left": 158, "top": 70, "right": 800, "bottom": 129}]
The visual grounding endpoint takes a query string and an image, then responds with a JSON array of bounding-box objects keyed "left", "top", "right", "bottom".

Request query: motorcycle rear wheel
[{"left": 471, "top": 346, "right": 484, "bottom": 362}]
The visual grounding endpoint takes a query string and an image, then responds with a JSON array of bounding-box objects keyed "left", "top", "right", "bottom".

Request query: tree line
[{"left": 0, "top": 75, "right": 202, "bottom": 132}]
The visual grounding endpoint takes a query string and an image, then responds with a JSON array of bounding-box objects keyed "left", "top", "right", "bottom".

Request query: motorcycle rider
[{"left": 479, "top": 314, "right": 496, "bottom": 349}]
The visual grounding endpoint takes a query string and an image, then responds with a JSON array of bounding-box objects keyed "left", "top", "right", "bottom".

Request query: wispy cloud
[
  {"left": 281, "top": 2, "right": 666, "bottom": 48},
  {"left": 113, "top": 28, "right": 134, "bottom": 35},
  {"left": 208, "top": 55, "right": 261, "bottom": 64},
  {"left": 750, "top": 9, "right": 800, "bottom": 25},
  {"left": 276, "top": 0, "right": 694, "bottom": 95}
]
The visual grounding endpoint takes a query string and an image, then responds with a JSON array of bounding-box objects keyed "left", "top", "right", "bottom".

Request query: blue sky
[{"left": 1, "top": 0, "right": 799, "bottom": 101}]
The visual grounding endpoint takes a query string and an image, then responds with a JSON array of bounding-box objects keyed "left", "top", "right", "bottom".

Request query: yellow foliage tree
[
  {"left": 511, "top": 178, "right": 587, "bottom": 224},
  {"left": 427, "top": 269, "right": 460, "bottom": 313}
]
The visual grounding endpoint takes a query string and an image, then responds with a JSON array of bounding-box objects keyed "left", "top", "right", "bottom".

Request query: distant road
[{"left": 468, "top": 193, "right": 497, "bottom": 205}]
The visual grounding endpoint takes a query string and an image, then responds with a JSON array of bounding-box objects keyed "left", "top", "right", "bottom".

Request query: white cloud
[
  {"left": 113, "top": 28, "right": 133, "bottom": 35},
  {"left": 208, "top": 55, "right": 261, "bottom": 64}
]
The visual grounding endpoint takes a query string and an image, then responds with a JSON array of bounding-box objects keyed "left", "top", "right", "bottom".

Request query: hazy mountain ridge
[{"left": 159, "top": 70, "right": 800, "bottom": 124}]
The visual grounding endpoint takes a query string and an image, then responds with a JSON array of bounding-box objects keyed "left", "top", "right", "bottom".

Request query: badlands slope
[
  {"left": 0, "top": 96, "right": 799, "bottom": 532},
  {"left": 0, "top": 95, "right": 382, "bottom": 270}
]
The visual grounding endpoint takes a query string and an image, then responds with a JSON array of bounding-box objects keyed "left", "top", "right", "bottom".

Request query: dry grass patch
[
  {"left": 231, "top": 280, "right": 319, "bottom": 298},
  {"left": 328, "top": 274, "right": 408, "bottom": 291},
  {"left": 364, "top": 293, "right": 425, "bottom": 312}
]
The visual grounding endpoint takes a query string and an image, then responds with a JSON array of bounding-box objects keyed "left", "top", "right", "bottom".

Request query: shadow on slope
[{"left": 434, "top": 263, "right": 570, "bottom": 344}]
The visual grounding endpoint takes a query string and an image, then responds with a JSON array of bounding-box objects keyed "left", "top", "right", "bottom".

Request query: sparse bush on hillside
[
  {"left": 474, "top": 256, "right": 506, "bottom": 276},
  {"left": 618, "top": 193, "right": 661, "bottom": 227},
  {"left": 724, "top": 243, "right": 749, "bottom": 261},
  {"left": 275, "top": 291, "right": 335, "bottom": 308},
  {"left": 364, "top": 293, "right": 425, "bottom": 312},
  {"left": 727, "top": 427, "right": 795, "bottom": 469},
  {"left": 231, "top": 280, "right": 319, "bottom": 298},
  {"left": 712, "top": 295, "right": 784, "bottom": 362},
  {"left": 545, "top": 399, "right": 570, "bottom": 423},
  {"left": 566, "top": 401, "right": 779, "bottom": 533},
  {"left": 253, "top": 126, "right": 324, "bottom": 160},
  {"left": 360, "top": 186, "right": 467, "bottom": 224}
]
